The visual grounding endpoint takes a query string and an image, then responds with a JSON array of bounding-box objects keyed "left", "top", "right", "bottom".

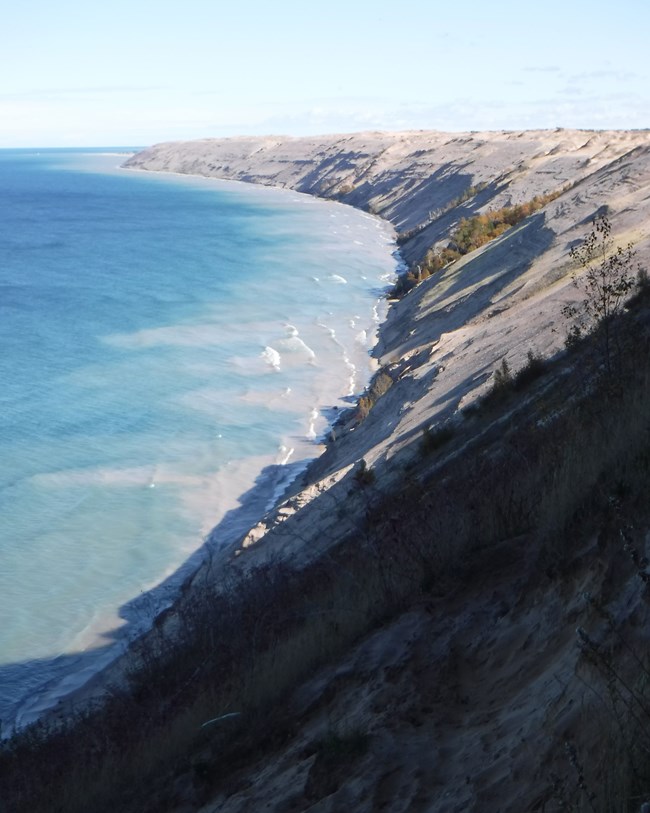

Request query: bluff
[
  {"left": 125, "top": 129, "right": 649, "bottom": 266},
  {"left": 125, "top": 130, "right": 650, "bottom": 542}
]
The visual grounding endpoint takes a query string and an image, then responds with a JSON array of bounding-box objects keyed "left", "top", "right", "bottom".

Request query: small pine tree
[{"left": 493, "top": 357, "right": 513, "bottom": 391}]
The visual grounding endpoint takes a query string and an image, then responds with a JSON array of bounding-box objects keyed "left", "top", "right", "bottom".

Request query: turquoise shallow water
[{"left": 0, "top": 149, "right": 399, "bottom": 728}]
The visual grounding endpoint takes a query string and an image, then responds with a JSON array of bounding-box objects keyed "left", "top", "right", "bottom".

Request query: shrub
[
  {"left": 316, "top": 728, "right": 370, "bottom": 765},
  {"left": 479, "top": 358, "right": 514, "bottom": 410},
  {"left": 513, "top": 351, "right": 548, "bottom": 391},
  {"left": 468, "top": 351, "right": 548, "bottom": 415},
  {"left": 353, "top": 459, "right": 376, "bottom": 486},
  {"left": 420, "top": 424, "right": 455, "bottom": 454},
  {"left": 625, "top": 266, "right": 650, "bottom": 309},
  {"left": 391, "top": 186, "right": 566, "bottom": 298},
  {"left": 395, "top": 182, "right": 489, "bottom": 245},
  {"left": 492, "top": 357, "right": 513, "bottom": 392},
  {"left": 356, "top": 370, "right": 394, "bottom": 421},
  {"left": 356, "top": 395, "right": 374, "bottom": 421}
]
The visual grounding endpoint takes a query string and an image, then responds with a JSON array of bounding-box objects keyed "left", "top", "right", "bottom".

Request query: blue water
[{"left": 0, "top": 149, "right": 399, "bottom": 728}]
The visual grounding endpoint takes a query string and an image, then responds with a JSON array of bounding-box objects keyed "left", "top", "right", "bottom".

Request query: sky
[{"left": 1, "top": 0, "right": 649, "bottom": 147}]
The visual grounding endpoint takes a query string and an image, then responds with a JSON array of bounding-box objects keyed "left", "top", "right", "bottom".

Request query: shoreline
[
  {"left": 6, "top": 166, "right": 404, "bottom": 735},
  {"left": 15, "top": 126, "right": 650, "bottom": 735}
]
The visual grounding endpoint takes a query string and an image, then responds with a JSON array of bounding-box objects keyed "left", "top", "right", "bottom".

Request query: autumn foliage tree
[{"left": 392, "top": 188, "right": 566, "bottom": 296}]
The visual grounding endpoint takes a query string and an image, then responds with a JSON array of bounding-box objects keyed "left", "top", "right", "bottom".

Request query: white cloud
[
  {"left": 2, "top": 83, "right": 649, "bottom": 148},
  {"left": 523, "top": 66, "right": 562, "bottom": 73}
]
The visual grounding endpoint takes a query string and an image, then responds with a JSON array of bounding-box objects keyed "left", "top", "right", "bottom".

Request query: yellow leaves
[{"left": 400, "top": 186, "right": 566, "bottom": 296}]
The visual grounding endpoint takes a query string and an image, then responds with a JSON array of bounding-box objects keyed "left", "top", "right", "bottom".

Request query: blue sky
[{"left": 2, "top": 0, "right": 648, "bottom": 147}]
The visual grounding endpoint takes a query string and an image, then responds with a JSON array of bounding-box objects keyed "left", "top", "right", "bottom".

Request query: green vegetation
[
  {"left": 356, "top": 369, "right": 394, "bottom": 421},
  {"left": 511, "top": 349, "right": 548, "bottom": 391},
  {"left": 476, "top": 350, "right": 548, "bottom": 412},
  {"left": 302, "top": 727, "right": 371, "bottom": 803},
  {"left": 353, "top": 459, "right": 376, "bottom": 486},
  {"left": 391, "top": 187, "right": 566, "bottom": 297},
  {"left": 395, "top": 182, "right": 488, "bottom": 245},
  {"left": 315, "top": 727, "right": 370, "bottom": 766},
  {"left": 420, "top": 423, "right": 456, "bottom": 454}
]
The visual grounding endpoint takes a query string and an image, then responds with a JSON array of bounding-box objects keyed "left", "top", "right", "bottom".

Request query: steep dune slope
[
  {"left": 129, "top": 132, "right": 650, "bottom": 569},
  {"left": 125, "top": 129, "right": 649, "bottom": 264}
]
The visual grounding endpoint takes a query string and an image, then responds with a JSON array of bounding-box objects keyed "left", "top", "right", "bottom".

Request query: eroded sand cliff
[{"left": 126, "top": 130, "right": 650, "bottom": 564}]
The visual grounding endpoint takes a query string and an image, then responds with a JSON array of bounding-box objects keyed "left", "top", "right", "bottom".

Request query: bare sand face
[{"left": 126, "top": 128, "right": 650, "bottom": 566}]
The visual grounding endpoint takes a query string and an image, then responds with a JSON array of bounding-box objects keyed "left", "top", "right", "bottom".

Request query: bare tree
[{"left": 562, "top": 214, "right": 637, "bottom": 378}]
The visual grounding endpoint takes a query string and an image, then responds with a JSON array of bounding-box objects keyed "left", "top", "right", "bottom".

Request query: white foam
[
  {"left": 345, "top": 360, "right": 357, "bottom": 396},
  {"left": 280, "top": 335, "right": 317, "bottom": 364},
  {"left": 317, "top": 321, "right": 336, "bottom": 341},
  {"left": 306, "top": 408, "right": 319, "bottom": 441},
  {"left": 261, "top": 345, "right": 282, "bottom": 371},
  {"left": 329, "top": 274, "right": 348, "bottom": 284},
  {"left": 277, "top": 445, "right": 294, "bottom": 465}
]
